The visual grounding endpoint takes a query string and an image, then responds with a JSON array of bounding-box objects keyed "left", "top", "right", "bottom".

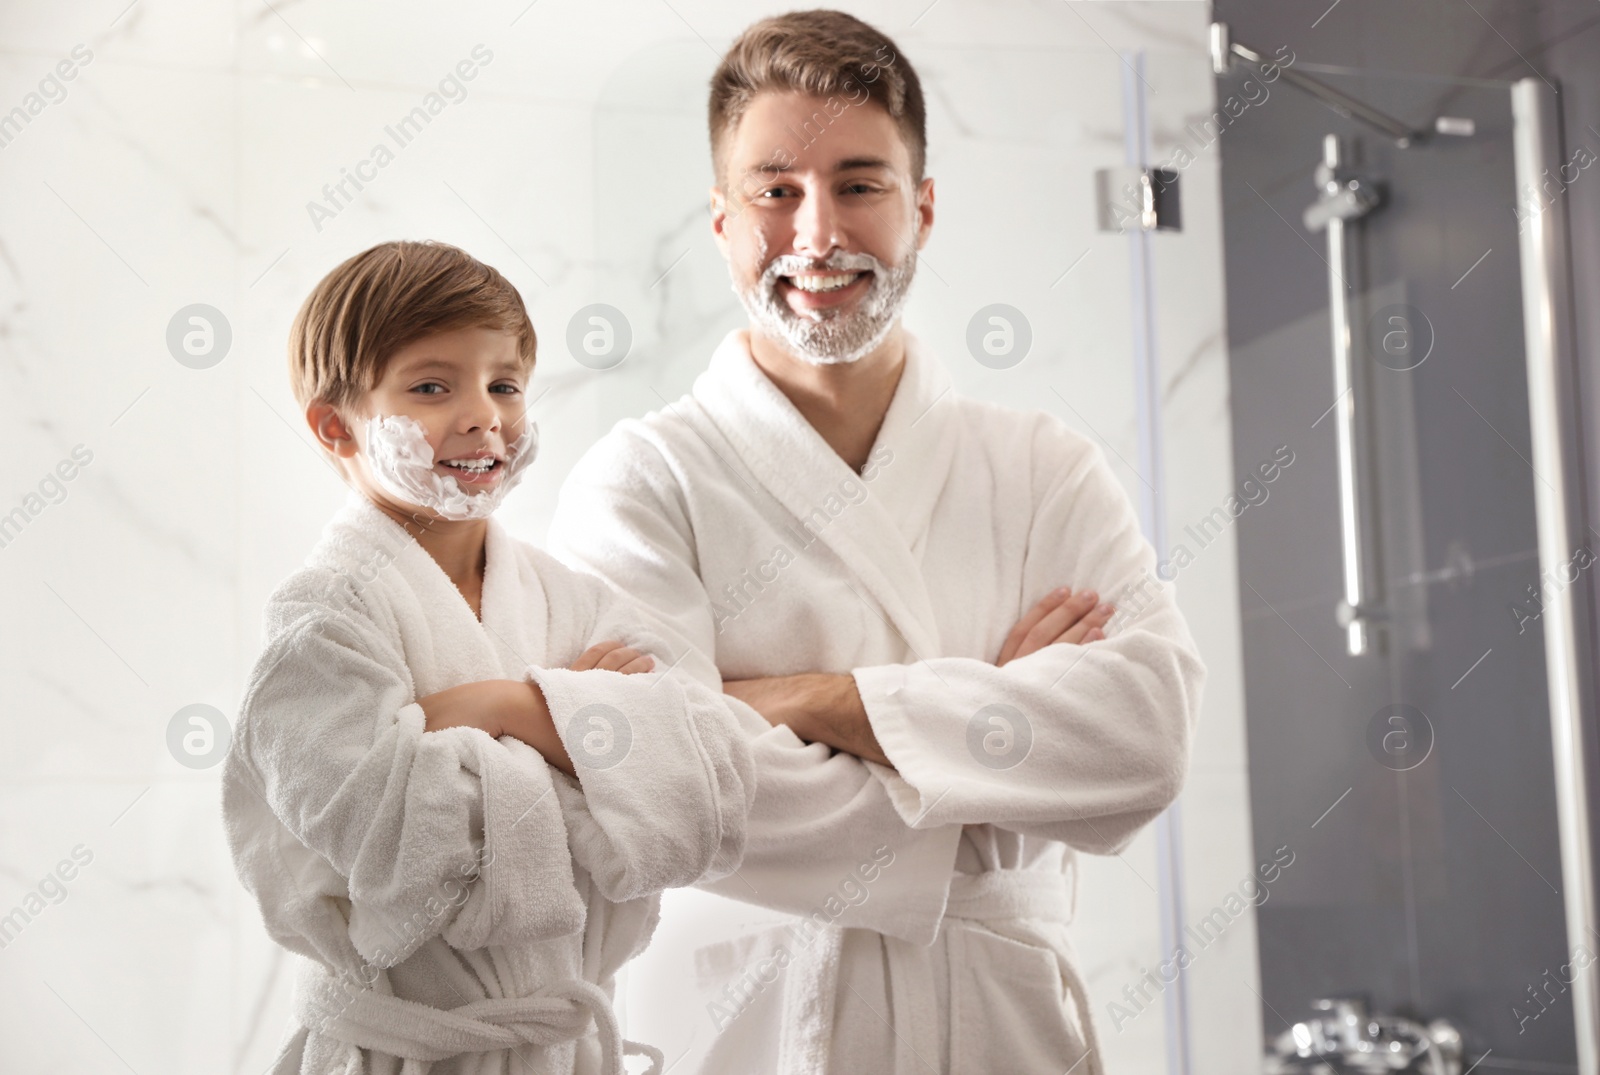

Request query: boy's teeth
[
  {"left": 789, "top": 272, "right": 862, "bottom": 293},
  {"left": 442, "top": 458, "right": 495, "bottom": 471}
]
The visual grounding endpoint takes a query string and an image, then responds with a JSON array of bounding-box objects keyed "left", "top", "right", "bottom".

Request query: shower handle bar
[
  {"left": 1309, "top": 134, "right": 1384, "bottom": 655},
  {"left": 1327, "top": 213, "right": 1370, "bottom": 655}
]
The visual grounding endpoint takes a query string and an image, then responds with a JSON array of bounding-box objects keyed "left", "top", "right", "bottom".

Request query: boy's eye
[
  {"left": 412, "top": 383, "right": 444, "bottom": 395},
  {"left": 491, "top": 383, "right": 521, "bottom": 394}
]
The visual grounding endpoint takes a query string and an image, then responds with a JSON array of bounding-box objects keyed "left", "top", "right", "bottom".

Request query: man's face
[{"left": 711, "top": 91, "right": 934, "bottom": 366}]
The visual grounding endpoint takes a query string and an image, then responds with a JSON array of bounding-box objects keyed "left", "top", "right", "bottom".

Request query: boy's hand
[
  {"left": 569, "top": 640, "right": 655, "bottom": 675},
  {"left": 419, "top": 680, "right": 511, "bottom": 738},
  {"left": 417, "top": 642, "right": 654, "bottom": 779},
  {"left": 420, "top": 680, "right": 574, "bottom": 776},
  {"left": 996, "top": 587, "right": 1114, "bottom": 666}
]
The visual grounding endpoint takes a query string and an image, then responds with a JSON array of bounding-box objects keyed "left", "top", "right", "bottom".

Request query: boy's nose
[{"left": 458, "top": 393, "right": 500, "bottom": 433}]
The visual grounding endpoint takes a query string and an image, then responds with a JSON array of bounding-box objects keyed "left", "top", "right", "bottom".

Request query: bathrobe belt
[
  {"left": 290, "top": 956, "right": 665, "bottom": 1075},
  {"left": 784, "top": 867, "right": 1104, "bottom": 1075}
]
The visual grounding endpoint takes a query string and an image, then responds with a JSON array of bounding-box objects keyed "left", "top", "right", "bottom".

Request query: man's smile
[{"left": 777, "top": 269, "right": 873, "bottom": 314}]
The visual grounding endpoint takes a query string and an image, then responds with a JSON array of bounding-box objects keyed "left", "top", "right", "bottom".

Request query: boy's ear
[{"left": 306, "top": 401, "right": 360, "bottom": 459}]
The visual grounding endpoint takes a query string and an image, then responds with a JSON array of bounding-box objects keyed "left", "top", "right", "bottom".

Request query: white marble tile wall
[{"left": 0, "top": 1, "right": 1257, "bottom": 1071}]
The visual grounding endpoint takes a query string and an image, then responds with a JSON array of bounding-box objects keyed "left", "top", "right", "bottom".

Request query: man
[{"left": 547, "top": 10, "right": 1206, "bottom": 1073}]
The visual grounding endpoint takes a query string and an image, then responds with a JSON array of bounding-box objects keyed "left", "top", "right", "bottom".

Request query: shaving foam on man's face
[
  {"left": 714, "top": 91, "right": 932, "bottom": 366},
  {"left": 736, "top": 242, "right": 917, "bottom": 366},
  {"left": 348, "top": 325, "right": 537, "bottom": 521}
]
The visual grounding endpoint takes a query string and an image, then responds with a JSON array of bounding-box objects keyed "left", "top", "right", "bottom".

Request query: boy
[{"left": 222, "top": 240, "right": 753, "bottom": 1075}]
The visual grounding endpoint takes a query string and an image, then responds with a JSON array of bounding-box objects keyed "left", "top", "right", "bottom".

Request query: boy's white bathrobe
[
  {"left": 222, "top": 491, "right": 754, "bottom": 1075},
  {"left": 547, "top": 328, "right": 1207, "bottom": 1075}
]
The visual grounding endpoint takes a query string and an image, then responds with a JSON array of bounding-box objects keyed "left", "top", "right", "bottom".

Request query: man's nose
[{"left": 792, "top": 185, "right": 844, "bottom": 259}]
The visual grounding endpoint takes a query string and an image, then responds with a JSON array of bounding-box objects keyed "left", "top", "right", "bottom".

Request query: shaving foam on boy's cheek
[{"left": 362, "top": 412, "right": 538, "bottom": 520}]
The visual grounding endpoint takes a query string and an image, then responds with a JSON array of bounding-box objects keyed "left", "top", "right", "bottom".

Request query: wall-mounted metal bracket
[{"left": 1096, "top": 166, "right": 1182, "bottom": 234}]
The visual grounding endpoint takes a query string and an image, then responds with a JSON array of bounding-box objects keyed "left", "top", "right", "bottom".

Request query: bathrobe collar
[
  {"left": 322, "top": 491, "right": 550, "bottom": 693},
  {"left": 690, "top": 328, "right": 959, "bottom": 657}
]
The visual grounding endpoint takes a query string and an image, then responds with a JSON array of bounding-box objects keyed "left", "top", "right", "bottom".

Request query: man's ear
[
  {"left": 709, "top": 184, "right": 732, "bottom": 260},
  {"left": 914, "top": 175, "right": 936, "bottom": 251},
  {"left": 307, "top": 400, "right": 359, "bottom": 459}
]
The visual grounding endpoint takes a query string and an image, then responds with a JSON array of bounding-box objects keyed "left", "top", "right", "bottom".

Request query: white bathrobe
[
  {"left": 547, "top": 328, "right": 1207, "bottom": 1075},
  {"left": 222, "top": 490, "right": 754, "bottom": 1075}
]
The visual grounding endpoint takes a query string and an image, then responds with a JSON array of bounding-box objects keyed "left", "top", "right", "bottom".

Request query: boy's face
[
  {"left": 312, "top": 325, "right": 531, "bottom": 516},
  {"left": 710, "top": 91, "right": 934, "bottom": 364}
]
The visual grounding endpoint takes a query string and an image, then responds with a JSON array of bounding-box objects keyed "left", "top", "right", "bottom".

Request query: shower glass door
[{"left": 1223, "top": 66, "right": 1584, "bottom": 1067}]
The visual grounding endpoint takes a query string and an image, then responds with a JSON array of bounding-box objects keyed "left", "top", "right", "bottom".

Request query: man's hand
[
  {"left": 996, "top": 586, "right": 1114, "bottom": 666},
  {"left": 569, "top": 640, "right": 655, "bottom": 674},
  {"left": 723, "top": 673, "right": 892, "bottom": 767}
]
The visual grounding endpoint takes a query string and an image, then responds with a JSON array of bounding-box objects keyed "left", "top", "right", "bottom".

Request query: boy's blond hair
[{"left": 288, "top": 240, "right": 537, "bottom": 413}]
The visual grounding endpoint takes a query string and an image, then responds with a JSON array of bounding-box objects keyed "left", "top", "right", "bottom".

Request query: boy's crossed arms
[{"left": 420, "top": 639, "right": 655, "bottom": 777}]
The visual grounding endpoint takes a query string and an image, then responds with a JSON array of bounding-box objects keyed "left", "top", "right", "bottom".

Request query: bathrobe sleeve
[
  {"left": 525, "top": 560, "right": 755, "bottom": 905},
  {"left": 851, "top": 422, "right": 1207, "bottom": 856},
  {"left": 548, "top": 428, "right": 963, "bottom": 944},
  {"left": 227, "top": 574, "right": 587, "bottom": 967}
]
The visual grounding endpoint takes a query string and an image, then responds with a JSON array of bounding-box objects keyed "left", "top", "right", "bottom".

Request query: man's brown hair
[
  {"left": 288, "top": 240, "right": 537, "bottom": 413},
  {"left": 708, "top": 9, "right": 926, "bottom": 187}
]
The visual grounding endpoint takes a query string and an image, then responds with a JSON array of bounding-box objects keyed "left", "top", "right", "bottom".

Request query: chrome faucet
[{"left": 1265, "top": 996, "right": 1465, "bottom": 1074}]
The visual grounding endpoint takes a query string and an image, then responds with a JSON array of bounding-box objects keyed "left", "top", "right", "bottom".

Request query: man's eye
[
  {"left": 759, "top": 187, "right": 794, "bottom": 199},
  {"left": 846, "top": 184, "right": 879, "bottom": 195}
]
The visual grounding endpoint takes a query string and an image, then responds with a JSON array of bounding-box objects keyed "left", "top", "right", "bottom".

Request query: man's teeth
[
  {"left": 441, "top": 457, "right": 496, "bottom": 471},
  {"left": 787, "top": 272, "right": 862, "bottom": 293}
]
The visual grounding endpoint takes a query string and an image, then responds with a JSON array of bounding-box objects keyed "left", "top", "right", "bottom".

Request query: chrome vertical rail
[
  {"left": 1325, "top": 173, "right": 1366, "bottom": 656},
  {"left": 1512, "top": 76, "right": 1600, "bottom": 1075},
  {"left": 1305, "top": 134, "right": 1383, "bottom": 655}
]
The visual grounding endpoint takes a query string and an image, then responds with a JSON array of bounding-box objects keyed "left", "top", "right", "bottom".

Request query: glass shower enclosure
[{"left": 1214, "top": 26, "right": 1598, "bottom": 1074}]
